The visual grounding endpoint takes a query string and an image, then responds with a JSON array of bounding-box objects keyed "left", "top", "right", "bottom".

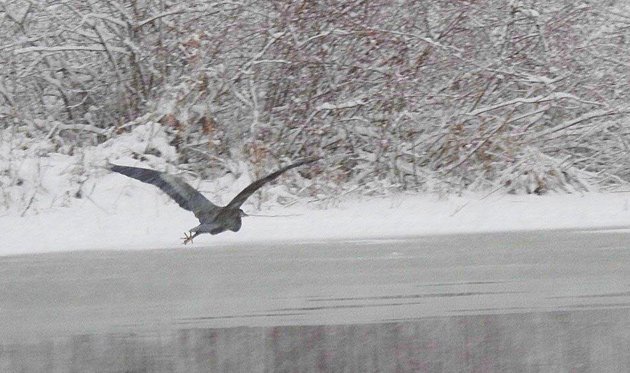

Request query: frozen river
[{"left": 2, "top": 228, "right": 630, "bottom": 371}]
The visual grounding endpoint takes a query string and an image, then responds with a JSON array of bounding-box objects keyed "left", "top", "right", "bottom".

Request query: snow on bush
[
  {"left": 0, "top": 122, "right": 315, "bottom": 214},
  {"left": 2, "top": 1, "right": 630, "bottom": 214},
  {"left": 0, "top": 123, "right": 173, "bottom": 214}
]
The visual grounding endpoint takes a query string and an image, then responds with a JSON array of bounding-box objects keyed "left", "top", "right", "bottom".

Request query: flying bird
[{"left": 109, "top": 157, "right": 319, "bottom": 244}]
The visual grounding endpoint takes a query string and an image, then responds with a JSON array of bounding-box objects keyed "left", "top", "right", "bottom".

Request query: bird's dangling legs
[{"left": 182, "top": 231, "right": 199, "bottom": 245}]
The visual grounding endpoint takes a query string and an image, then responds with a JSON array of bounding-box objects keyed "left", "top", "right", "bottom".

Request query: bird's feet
[{"left": 182, "top": 232, "right": 195, "bottom": 245}]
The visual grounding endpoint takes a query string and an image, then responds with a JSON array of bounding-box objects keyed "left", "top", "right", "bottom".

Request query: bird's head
[{"left": 239, "top": 209, "right": 248, "bottom": 217}]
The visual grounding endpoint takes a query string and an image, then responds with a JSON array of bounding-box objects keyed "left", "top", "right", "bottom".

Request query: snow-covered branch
[
  {"left": 14, "top": 45, "right": 129, "bottom": 55},
  {"left": 465, "top": 93, "right": 579, "bottom": 117}
]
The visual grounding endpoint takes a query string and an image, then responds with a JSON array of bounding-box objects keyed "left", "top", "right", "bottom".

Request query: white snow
[
  {"left": 1, "top": 184, "right": 630, "bottom": 256},
  {"left": 3, "top": 122, "right": 630, "bottom": 257}
]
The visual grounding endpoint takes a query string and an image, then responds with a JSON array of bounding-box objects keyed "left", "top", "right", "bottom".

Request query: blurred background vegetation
[{"left": 1, "top": 0, "right": 630, "bottom": 206}]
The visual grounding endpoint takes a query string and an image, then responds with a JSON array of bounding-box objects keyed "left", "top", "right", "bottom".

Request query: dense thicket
[{"left": 2, "top": 0, "right": 630, "bottom": 201}]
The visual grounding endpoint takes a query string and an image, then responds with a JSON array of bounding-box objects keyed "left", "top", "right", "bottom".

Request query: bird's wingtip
[
  {"left": 99, "top": 160, "right": 114, "bottom": 171},
  {"left": 104, "top": 160, "right": 120, "bottom": 171},
  {"left": 301, "top": 155, "right": 322, "bottom": 164}
]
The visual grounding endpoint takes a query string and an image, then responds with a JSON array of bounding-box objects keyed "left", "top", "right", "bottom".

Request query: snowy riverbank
[{"left": 2, "top": 188, "right": 630, "bottom": 256}]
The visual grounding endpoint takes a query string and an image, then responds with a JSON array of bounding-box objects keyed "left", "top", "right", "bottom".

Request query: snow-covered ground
[
  {"left": 3, "top": 123, "right": 630, "bottom": 256},
  {"left": 2, "top": 184, "right": 630, "bottom": 256}
]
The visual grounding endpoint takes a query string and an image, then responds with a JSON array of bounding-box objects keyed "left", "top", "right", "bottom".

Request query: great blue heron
[{"left": 109, "top": 157, "right": 318, "bottom": 244}]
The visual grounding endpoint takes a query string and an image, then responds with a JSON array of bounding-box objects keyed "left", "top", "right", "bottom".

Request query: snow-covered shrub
[
  {"left": 497, "top": 147, "right": 591, "bottom": 195},
  {"left": 0, "top": 122, "right": 176, "bottom": 214},
  {"left": 2, "top": 0, "right": 630, "bottom": 213}
]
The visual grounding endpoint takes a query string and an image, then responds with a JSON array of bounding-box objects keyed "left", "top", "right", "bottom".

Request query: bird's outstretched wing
[
  {"left": 109, "top": 164, "right": 220, "bottom": 220},
  {"left": 224, "top": 157, "right": 319, "bottom": 211}
]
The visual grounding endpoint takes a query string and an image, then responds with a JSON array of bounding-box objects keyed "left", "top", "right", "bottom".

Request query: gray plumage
[{"left": 109, "top": 157, "right": 319, "bottom": 244}]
